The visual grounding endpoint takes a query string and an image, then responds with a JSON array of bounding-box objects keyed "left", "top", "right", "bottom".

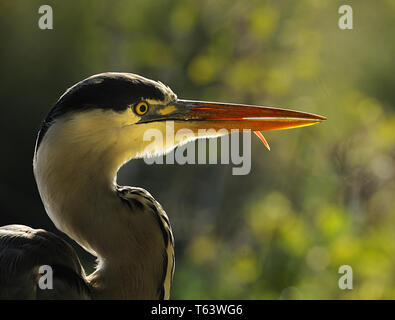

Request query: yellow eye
[{"left": 134, "top": 101, "right": 149, "bottom": 116}]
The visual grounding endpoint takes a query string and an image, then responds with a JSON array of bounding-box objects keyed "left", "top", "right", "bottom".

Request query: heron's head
[{"left": 34, "top": 72, "right": 325, "bottom": 171}]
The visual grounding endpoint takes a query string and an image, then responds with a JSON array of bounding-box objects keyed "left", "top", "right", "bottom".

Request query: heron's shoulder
[
  {"left": 116, "top": 186, "right": 173, "bottom": 241},
  {"left": 116, "top": 186, "right": 165, "bottom": 213},
  {"left": 0, "top": 225, "right": 79, "bottom": 266},
  {"left": 116, "top": 187, "right": 174, "bottom": 300},
  {"left": 0, "top": 225, "right": 90, "bottom": 299}
]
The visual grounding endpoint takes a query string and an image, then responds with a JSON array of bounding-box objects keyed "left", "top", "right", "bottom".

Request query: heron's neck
[
  {"left": 33, "top": 115, "right": 173, "bottom": 299},
  {"left": 33, "top": 121, "right": 146, "bottom": 290},
  {"left": 34, "top": 133, "right": 126, "bottom": 249}
]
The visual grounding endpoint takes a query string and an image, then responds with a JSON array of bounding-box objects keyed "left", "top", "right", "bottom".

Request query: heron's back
[{"left": 0, "top": 225, "right": 90, "bottom": 299}]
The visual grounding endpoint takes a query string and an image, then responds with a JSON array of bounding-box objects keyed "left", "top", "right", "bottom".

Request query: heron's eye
[{"left": 134, "top": 101, "right": 149, "bottom": 116}]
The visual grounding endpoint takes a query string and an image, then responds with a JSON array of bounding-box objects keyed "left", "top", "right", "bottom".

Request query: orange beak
[
  {"left": 175, "top": 99, "right": 326, "bottom": 132},
  {"left": 140, "top": 99, "right": 326, "bottom": 150}
]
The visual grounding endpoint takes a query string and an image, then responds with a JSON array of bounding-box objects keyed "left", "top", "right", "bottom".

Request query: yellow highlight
[
  {"left": 159, "top": 105, "right": 177, "bottom": 115},
  {"left": 286, "top": 121, "right": 322, "bottom": 130},
  {"left": 188, "top": 234, "right": 217, "bottom": 264}
]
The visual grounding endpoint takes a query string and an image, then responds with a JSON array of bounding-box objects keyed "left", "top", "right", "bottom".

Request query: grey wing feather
[
  {"left": 117, "top": 186, "right": 175, "bottom": 300},
  {"left": 0, "top": 225, "right": 91, "bottom": 299}
]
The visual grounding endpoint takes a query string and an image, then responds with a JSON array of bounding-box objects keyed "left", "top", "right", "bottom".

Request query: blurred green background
[{"left": 1, "top": 0, "right": 395, "bottom": 299}]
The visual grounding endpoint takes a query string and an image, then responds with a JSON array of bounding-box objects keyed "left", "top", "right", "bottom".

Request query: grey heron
[{"left": 0, "top": 73, "right": 325, "bottom": 299}]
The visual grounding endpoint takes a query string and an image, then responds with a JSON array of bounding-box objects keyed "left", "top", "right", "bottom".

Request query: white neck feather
[{"left": 33, "top": 111, "right": 170, "bottom": 298}]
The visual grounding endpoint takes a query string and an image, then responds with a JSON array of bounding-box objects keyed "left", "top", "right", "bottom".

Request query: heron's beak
[
  {"left": 172, "top": 99, "right": 326, "bottom": 133},
  {"left": 172, "top": 100, "right": 326, "bottom": 150},
  {"left": 140, "top": 99, "right": 326, "bottom": 150}
]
